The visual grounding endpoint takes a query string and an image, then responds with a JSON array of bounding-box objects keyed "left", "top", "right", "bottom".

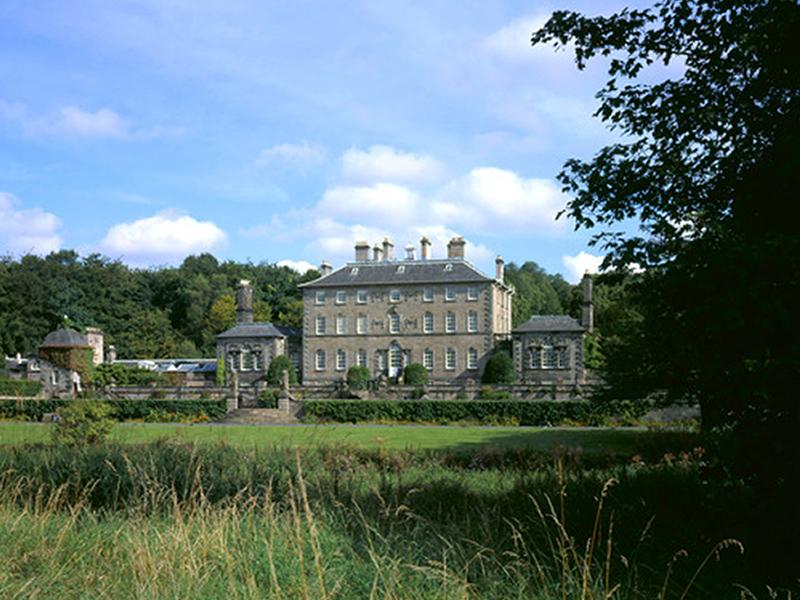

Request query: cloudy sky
[{"left": 0, "top": 0, "right": 663, "bottom": 282}]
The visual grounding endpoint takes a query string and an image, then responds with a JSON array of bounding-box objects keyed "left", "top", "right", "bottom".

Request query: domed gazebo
[{"left": 38, "top": 327, "right": 94, "bottom": 379}]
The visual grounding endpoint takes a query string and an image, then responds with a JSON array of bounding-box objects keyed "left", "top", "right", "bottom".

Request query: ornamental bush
[
  {"left": 303, "top": 399, "right": 650, "bottom": 426},
  {"left": 0, "top": 398, "right": 227, "bottom": 422},
  {"left": 346, "top": 366, "right": 371, "bottom": 390},
  {"left": 53, "top": 400, "right": 115, "bottom": 446},
  {"left": 403, "top": 363, "right": 429, "bottom": 386},
  {"left": 266, "top": 356, "right": 297, "bottom": 386},
  {"left": 0, "top": 378, "right": 42, "bottom": 397},
  {"left": 481, "top": 352, "right": 515, "bottom": 384}
]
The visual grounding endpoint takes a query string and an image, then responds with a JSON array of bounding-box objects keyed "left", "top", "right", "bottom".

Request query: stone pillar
[{"left": 236, "top": 280, "right": 254, "bottom": 324}]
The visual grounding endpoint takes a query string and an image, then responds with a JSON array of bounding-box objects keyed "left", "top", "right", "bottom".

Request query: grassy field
[
  {"left": 0, "top": 421, "right": 693, "bottom": 453},
  {"left": 0, "top": 425, "right": 795, "bottom": 598}
]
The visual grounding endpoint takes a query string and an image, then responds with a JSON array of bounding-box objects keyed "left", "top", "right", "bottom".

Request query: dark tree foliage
[
  {"left": 481, "top": 352, "right": 515, "bottom": 385},
  {"left": 533, "top": 1, "right": 800, "bottom": 487},
  {"left": 266, "top": 355, "right": 298, "bottom": 386},
  {"left": 403, "top": 363, "right": 429, "bottom": 386},
  {"left": 0, "top": 252, "right": 310, "bottom": 358},
  {"left": 503, "top": 261, "right": 571, "bottom": 327}
]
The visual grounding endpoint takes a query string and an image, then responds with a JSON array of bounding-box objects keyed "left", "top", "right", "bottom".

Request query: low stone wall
[
  {"left": 292, "top": 382, "right": 599, "bottom": 401},
  {"left": 102, "top": 385, "right": 228, "bottom": 401}
]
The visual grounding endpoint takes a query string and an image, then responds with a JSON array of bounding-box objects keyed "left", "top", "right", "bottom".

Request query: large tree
[{"left": 532, "top": 0, "right": 799, "bottom": 475}]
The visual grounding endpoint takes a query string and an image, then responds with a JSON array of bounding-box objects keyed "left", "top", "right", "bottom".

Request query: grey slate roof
[
  {"left": 40, "top": 327, "right": 89, "bottom": 348},
  {"left": 513, "top": 315, "right": 586, "bottom": 333},
  {"left": 299, "top": 259, "right": 495, "bottom": 288},
  {"left": 216, "top": 322, "right": 300, "bottom": 339}
]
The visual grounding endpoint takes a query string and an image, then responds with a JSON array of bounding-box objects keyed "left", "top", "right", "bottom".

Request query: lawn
[{"left": 0, "top": 421, "right": 693, "bottom": 453}]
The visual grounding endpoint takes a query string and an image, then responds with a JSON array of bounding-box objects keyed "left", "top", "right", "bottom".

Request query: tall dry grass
[{"left": 0, "top": 442, "right": 784, "bottom": 599}]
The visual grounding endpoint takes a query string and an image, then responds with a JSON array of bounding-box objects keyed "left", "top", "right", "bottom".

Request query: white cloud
[
  {"left": 433, "top": 167, "right": 566, "bottom": 233},
  {"left": 101, "top": 210, "right": 227, "bottom": 264},
  {"left": 0, "top": 99, "right": 174, "bottom": 139},
  {"left": 256, "top": 142, "right": 325, "bottom": 169},
  {"left": 318, "top": 183, "right": 422, "bottom": 226},
  {"left": 562, "top": 251, "right": 605, "bottom": 283},
  {"left": 342, "top": 145, "right": 445, "bottom": 184},
  {"left": 277, "top": 259, "right": 315, "bottom": 273},
  {"left": 0, "top": 192, "right": 63, "bottom": 255},
  {"left": 49, "top": 106, "right": 130, "bottom": 138},
  {"left": 483, "top": 14, "right": 573, "bottom": 67}
]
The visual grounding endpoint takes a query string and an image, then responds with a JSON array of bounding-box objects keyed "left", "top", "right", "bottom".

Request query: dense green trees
[
  {"left": 1, "top": 252, "right": 592, "bottom": 360},
  {"left": 533, "top": 0, "right": 799, "bottom": 486},
  {"left": 0, "top": 252, "right": 317, "bottom": 359}
]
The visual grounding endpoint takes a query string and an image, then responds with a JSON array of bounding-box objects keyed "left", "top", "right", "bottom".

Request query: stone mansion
[
  {"left": 299, "top": 237, "right": 513, "bottom": 383},
  {"left": 215, "top": 235, "right": 594, "bottom": 386}
]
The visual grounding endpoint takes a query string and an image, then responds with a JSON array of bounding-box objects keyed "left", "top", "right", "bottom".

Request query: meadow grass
[
  {"left": 0, "top": 439, "right": 791, "bottom": 599},
  {"left": 0, "top": 421, "right": 694, "bottom": 453}
]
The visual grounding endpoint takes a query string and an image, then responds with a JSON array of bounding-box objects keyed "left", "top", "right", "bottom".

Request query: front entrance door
[{"left": 388, "top": 345, "right": 403, "bottom": 378}]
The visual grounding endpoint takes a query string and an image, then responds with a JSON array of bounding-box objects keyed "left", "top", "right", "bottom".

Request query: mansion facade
[
  {"left": 299, "top": 237, "right": 513, "bottom": 382},
  {"left": 215, "top": 235, "right": 593, "bottom": 386}
]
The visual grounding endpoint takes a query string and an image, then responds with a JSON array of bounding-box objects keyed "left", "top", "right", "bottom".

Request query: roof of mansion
[
  {"left": 217, "top": 322, "right": 301, "bottom": 339},
  {"left": 299, "top": 259, "right": 499, "bottom": 288},
  {"left": 513, "top": 315, "right": 585, "bottom": 333}
]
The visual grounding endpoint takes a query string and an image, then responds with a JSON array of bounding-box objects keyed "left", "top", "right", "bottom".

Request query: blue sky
[{"left": 0, "top": 0, "right": 661, "bottom": 282}]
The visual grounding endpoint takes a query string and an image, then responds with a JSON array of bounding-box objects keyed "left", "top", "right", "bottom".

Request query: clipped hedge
[
  {"left": 302, "top": 399, "right": 649, "bottom": 426},
  {"left": 0, "top": 378, "right": 42, "bottom": 397},
  {"left": 0, "top": 398, "right": 227, "bottom": 422}
]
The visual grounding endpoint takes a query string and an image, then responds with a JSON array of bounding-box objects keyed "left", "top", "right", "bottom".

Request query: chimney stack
[
  {"left": 354, "top": 240, "right": 370, "bottom": 262},
  {"left": 581, "top": 272, "right": 594, "bottom": 333},
  {"left": 373, "top": 244, "right": 383, "bottom": 262},
  {"left": 319, "top": 261, "right": 333, "bottom": 276},
  {"left": 236, "top": 280, "right": 254, "bottom": 324},
  {"left": 420, "top": 237, "right": 431, "bottom": 260},
  {"left": 382, "top": 238, "right": 394, "bottom": 261},
  {"left": 495, "top": 256, "right": 505, "bottom": 281},
  {"left": 405, "top": 244, "right": 415, "bottom": 260},
  {"left": 447, "top": 236, "right": 465, "bottom": 259},
  {"left": 85, "top": 327, "right": 104, "bottom": 365}
]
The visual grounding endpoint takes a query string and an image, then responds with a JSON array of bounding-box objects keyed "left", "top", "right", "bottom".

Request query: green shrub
[
  {"left": 266, "top": 356, "right": 298, "bottom": 386},
  {"left": 258, "top": 388, "right": 280, "bottom": 409},
  {"left": 481, "top": 352, "right": 514, "bottom": 384},
  {"left": 94, "top": 364, "right": 165, "bottom": 387},
  {"left": 302, "top": 399, "right": 651, "bottom": 426},
  {"left": 478, "top": 386, "right": 512, "bottom": 400},
  {"left": 215, "top": 357, "right": 226, "bottom": 386},
  {"left": 403, "top": 363, "right": 429, "bottom": 386},
  {"left": 0, "top": 377, "right": 42, "bottom": 397},
  {"left": 53, "top": 401, "right": 115, "bottom": 445},
  {"left": 0, "top": 398, "right": 227, "bottom": 422},
  {"left": 346, "top": 366, "right": 371, "bottom": 390}
]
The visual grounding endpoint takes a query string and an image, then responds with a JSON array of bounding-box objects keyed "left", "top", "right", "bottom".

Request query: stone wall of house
[
  {"left": 216, "top": 337, "right": 284, "bottom": 385},
  {"left": 302, "top": 281, "right": 508, "bottom": 383},
  {"left": 512, "top": 331, "right": 586, "bottom": 385}
]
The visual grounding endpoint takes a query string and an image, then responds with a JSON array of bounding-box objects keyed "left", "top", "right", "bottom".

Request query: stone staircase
[{"left": 219, "top": 408, "right": 298, "bottom": 425}]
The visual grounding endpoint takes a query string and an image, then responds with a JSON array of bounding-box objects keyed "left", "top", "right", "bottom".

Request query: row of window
[
  {"left": 314, "top": 347, "right": 480, "bottom": 371},
  {"left": 227, "top": 349, "right": 264, "bottom": 372},
  {"left": 315, "top": 311, "right": 480, "bottom": 335},
  {"left": 315, "top": 287, "right": 480, "bottom": 305},
  {"left": 527, "top": 346, "right": 569, "bottom": 369}
]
